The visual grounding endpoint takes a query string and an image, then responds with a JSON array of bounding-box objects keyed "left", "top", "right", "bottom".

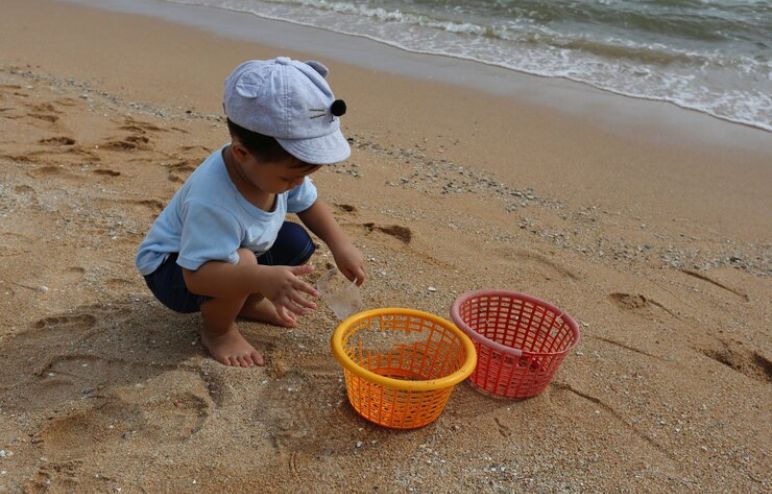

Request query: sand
[{"left": 0, "top": 0, "right": 770, "bottom": 492}]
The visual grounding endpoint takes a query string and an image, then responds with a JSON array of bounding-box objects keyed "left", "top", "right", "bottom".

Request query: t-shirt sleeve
[
  {"left": 177, "top": 199, "right": 242, "bottom": 271},
  {"left": 286, "top": 176, "right": 318, "bottom": 213}
]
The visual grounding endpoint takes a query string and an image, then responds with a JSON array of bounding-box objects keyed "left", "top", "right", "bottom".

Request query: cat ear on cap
[{"left": 305, "top": 60, "right": 329, "bottom": 78}]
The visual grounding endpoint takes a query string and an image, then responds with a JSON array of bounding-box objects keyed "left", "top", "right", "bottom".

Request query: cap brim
[{"left": 276, "top": 129, "right": 351, "bottom": 165}]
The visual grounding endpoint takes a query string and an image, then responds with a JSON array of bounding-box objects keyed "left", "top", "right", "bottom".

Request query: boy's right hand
[{"left": 260, "top": 265, "right": 319, "bottom": 323}]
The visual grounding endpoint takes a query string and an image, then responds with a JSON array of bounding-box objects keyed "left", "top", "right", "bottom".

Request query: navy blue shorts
[{"left": 144, "top": 221, "right": 315, "bottom": 313}]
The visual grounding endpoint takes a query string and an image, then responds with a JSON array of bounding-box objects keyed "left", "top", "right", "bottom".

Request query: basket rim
[
  {"left": 330, "top": 307, "right": 478, "bottom": 391},
  {"left": 450, "top": 289, "right": 581, "bottom": 357}
]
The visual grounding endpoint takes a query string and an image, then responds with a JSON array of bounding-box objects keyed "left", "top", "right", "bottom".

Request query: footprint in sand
[
  {"left": 60, "top": 266, "right": 85, "bottom": 284},
  {"left": 609, "top": 293, "right": 649, "bottom": 310},
  {"left": 26, "top": 164, "right": 88, "bottom": 182},
  {"left": 4, "top": 354, "right": 150, "bottom": 412},
  {"left": 28, "top": 460, "right": 82, "bottom": 493},
  {"left": 100, "top": 134, "right": 149, "bottom": 151},
  {"left": 119, "top": 117, "right": 165, "bottom": 134},
  {"left": 34, "top": 313, "right": 97, "bottom": 331},
  {"left": 30, "top": 102, "right": 62, "bottom": 113},
  {"left": 13, "top": 184, "right": 35, "bottom": 194},
  {"left": 0, "top": 83, "right": 25, "bottom": 95},
  {"left": 163, "top": 159, "right": 196, "bottom": 183},
  {"left": 24, "top": 101, "right": 65, "bottom": 125},
  {"left": 53, "top": 97, "right": 80, "bottom": 108},
  {"left": 39, "top": 136, "right": 76, "bottom": 146},
  {"left": 105, "top": 278, "right": 134, "bottom": 290},
  {"left": 334, "top": 203, "right": 357, "bottom": 213},
  {"left": 129, "top": 198, "right": 164, "bottom": 212},
  {"left": 0, "top": 228, "right": 36, "bottom": 257},
  {"left": 697, "top": 339, "right": 772, "bottom": 383},
  {"left": 97, "top": 117, "right": 168, "bottom": 152},
  {"left": 26, "top": 102, "right": 62, "bottom": 124},
  {"left": 40, "top": 355, "right": 160, "bottom": 384},
  {"left": 178, "top": 145, "right": 209, "bottom": 153},
  {"left": 30, "top": 359, "right": 213, "bottom": 462},
  {"left": 20, "top": 144, "right": 99, "bottom": 166},
  {"left": 608, "top": 292, "right": 678, "bottom": 319},
  {"left": 26, "top": 164, "right": 67, "bottom": 178},
  {"left": 39, "top": 392, "right": 209, "bottom": 460},
  {"left": 66, "top": 145, "right": 100, "bottom": 160},
  {"left": 257, "top": 357, "right": 373, "bottom": 456},
  {"left": 363, "top": 222, "right": 412, "bottom": 244},
  {"left": 0, "top": 152, "right": 36, "bottom": 163},
  {"left": 92, "top": 168, "right": 121, "bottom": 177},
  {"left": 99, "top": 197, "right": 164, "bottom": 219}
]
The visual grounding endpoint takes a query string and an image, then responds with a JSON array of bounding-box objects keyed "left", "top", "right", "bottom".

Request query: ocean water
[{"left": 165, "top": 0, "right": 771, "bottom": 131}]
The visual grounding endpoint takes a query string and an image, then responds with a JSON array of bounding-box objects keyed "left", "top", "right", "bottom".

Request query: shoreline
[{"left": 61, "top": 0, "right": 772, "bottom": 151}]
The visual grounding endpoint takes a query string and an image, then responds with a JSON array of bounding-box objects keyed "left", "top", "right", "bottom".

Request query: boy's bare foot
[
  {"left": 200, "top": 324, "right": 264, "bottom": 367},
  {"left": 238, "top": 298, "right": 297, "bottom": 327}
]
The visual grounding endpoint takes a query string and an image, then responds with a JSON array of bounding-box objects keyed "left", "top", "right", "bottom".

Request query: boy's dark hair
[{"left": 226, "top": 118, "right": 293, "bottom": 162}]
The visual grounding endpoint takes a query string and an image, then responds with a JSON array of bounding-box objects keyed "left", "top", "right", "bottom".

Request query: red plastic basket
[{"left": 450, "top": 289, "right": 580, "bottom": 399}]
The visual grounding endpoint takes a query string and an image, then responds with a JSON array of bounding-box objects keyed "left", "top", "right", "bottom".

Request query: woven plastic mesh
[
  {"left": 452, "top": 291, "right": 580, "bottom": 399},
  {"left": 339, "top": 311, "right": 468, "bottom": 429}
]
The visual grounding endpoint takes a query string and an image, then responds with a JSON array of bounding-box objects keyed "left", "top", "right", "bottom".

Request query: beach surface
[{"left": 1, "top": 0, "right": 770, "bottom": 492}]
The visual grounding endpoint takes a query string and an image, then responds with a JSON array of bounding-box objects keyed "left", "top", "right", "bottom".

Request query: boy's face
[{"left": 233, "top": 143, "right": 322, "bottom": 194}]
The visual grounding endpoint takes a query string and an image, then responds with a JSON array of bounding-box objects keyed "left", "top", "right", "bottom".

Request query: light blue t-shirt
[{"left": 135, "top": 147, "right": 317, "bottom": 276}]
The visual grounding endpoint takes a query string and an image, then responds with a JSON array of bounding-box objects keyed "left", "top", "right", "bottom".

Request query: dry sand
[{"left": 1, "top": 0, "right": 770, "bottom": 492}]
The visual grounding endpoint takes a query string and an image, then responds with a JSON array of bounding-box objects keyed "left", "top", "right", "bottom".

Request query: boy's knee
[{"left": 237, "top": 248, "right": 258, "bottom": 265}]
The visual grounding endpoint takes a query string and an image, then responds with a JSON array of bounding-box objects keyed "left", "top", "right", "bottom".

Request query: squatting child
[{"left": 136, "top": 57, "right": 366, "bottom": 368}]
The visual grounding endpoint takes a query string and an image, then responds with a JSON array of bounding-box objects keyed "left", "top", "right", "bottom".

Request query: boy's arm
[
  {"left": 178, "top": 198, "right": 318, "bottom": 315},
  {"left": 297, "top": 199, "right": 366, "bottom": 284},
  {"left": 183, "top": 259, "right": 318, "bottom": 311},
  {"left": 183, "top": 260, "right": 269, "bottom": 298}
]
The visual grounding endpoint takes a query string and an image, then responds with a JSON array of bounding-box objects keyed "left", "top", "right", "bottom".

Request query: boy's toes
[
  {"left": 250, "top": 350, "right": 265, "bottom": 366},
  {"left": 200, "top": 327, "right": 263, "bottom": 367},
  {"left": 223, "top": 354, "right": 249, "bottom": 367}
]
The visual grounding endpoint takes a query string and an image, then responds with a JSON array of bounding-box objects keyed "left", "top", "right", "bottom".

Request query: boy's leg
[
  {"left": 199, "top": 248, "right": 264, "bottom": 367},
  {"left": 200, "top": 223, "right": 315, "bottom": 366},
  {"left": 255, "top": 221, "right": 316, "bottom": 267},
  {"left": 238, "top": 222, "right": 315, "bottom": 324}
]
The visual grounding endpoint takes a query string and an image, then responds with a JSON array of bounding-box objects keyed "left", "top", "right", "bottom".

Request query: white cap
[{"left": 223, "top": 57, "right": 350, "bottom": 164}]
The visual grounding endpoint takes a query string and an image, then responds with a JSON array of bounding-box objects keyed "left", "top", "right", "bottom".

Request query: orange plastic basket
[
  {"left": 451, "top": 290, "right": 580, "bottom": 399},
  {"left": 331, "top": 308, "right": 477, "bottom": 429}
]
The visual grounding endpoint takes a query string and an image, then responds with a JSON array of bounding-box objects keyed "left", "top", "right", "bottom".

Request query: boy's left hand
[{"left": 332, "top": 241, "right": 366, "bottom": 286}]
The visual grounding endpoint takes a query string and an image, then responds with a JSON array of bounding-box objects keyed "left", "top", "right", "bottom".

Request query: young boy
[{"left": 136, "top": 57, "right": 366, "bottom": 368}]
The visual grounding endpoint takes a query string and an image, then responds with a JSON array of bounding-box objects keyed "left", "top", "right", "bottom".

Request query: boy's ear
[{"left": 230, "top": 141, "right": 250, "bottom": 161}]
